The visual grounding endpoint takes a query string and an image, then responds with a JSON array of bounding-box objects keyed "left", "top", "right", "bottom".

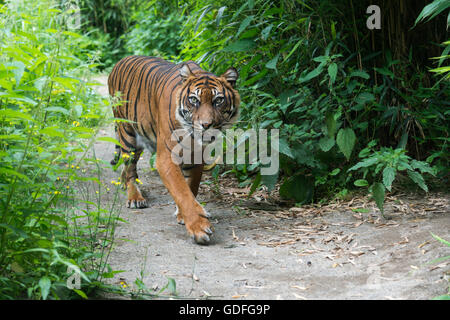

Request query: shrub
[
  {"left": 0, "top": 0, "right": 119, "bottom": 299},
  {"left": 123, "top": 3, "right": 185, "bottom": 59},
  {"left": 177, "top": 0, "right": 448, "bottom": 208}
]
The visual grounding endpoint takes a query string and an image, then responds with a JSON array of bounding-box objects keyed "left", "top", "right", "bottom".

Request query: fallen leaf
[
  {"left": 291, "top": 285, "right": 308, "bottom": 290},
  {"left": 232, "top": 228, "right": 239, "bottom": 241},
  {"left": 292, "top": 293, "right": 307, "bottom": 300},
  {"left": 232, "top": 294, "right": 248, "bottom": 299},
  {"left": 418, "top": 241, "right": 430, "bottom": 249}
]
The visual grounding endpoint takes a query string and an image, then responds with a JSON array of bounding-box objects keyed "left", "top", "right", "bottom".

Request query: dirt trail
[{"left": 92, "top": 76, "right": 449, "bottom": 300}]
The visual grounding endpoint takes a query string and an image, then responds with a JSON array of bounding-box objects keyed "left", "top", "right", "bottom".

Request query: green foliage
[
  {"left": 348, "top": 145, "right": 436, "bottom": 212},
  {"left": 414, "top": 0, "right": 450, "bottom": 80},
  {"left": 414, "top": 0, "right": 450, "bottom": 26},
  {"left": 123, "top": 2, "right": 185, "bottom": 59},
  {"left": 78, "top": 0, "right": 186, "bottom": 69},
  {"left": 77, "top": 0, "right": 138, "bottom": 69},
  {"left": 175, "top": 0, "right": 448, "bottom": 209},
  {"left": 430, "top": 233, "right": 450, "bottom": 300},
  {"left": 0, "top": 0, "right": 119, "bottom": 299}
]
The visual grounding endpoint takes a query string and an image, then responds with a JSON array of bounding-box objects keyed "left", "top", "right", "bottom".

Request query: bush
[
  {"left": 123, "top": 3, "right": 185, "bottom": 59},
  {"left": 0, "top": 0, "right": 120, "bottom": 299},
  {"left": 177, "top": 0, "right": 449, "bottom": 210}
]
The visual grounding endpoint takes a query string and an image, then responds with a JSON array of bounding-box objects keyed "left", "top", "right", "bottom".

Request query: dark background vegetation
[{"left": 0, "top": 0, "right": 448, "bottom": 299}]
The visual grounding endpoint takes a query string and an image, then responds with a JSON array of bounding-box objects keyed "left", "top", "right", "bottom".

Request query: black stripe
[{"left": 122, "top": 125, "right": 136, "bottom": 138}]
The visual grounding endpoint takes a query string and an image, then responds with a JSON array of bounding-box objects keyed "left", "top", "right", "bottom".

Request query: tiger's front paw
[
  {"left": 182, "top": 206, "right": 213, "bottom": 245},
  {"left": 126, "top": 181, "right": 148, "bottom": 209},
  {"left": 174, "top": 205, "right": 211, "bottom": 225}
]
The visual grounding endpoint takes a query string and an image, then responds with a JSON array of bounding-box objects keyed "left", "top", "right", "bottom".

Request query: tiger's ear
[
  {"left": 180, "top": 64, "right": 194, "bottom": 82},
  {"left": 221, "top": 67, "right": 239, "bottom": 88}
]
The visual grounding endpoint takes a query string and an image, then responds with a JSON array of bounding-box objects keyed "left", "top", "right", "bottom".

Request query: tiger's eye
[
  {"left": 214, "top": 97, "right": 224, "bottom": 106},
  {"left": 189, "top": 96, "right": 199, "bottom": 105}
]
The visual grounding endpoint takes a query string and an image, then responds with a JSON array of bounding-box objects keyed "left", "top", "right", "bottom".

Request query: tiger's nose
[{"left": 201, "top": 121, "right": 212, "bottom": 130}]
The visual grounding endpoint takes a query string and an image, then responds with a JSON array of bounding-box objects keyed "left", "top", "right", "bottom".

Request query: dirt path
[{"left": 91, "top": 76, "right": 449, "bottom": 300}]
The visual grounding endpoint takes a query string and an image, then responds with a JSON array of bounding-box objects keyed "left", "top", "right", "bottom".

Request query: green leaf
[
  {"left": 410, "top": 160, "right": 435, "bottom": 176},
  {"left": 39, "top": 277, "right": 51, "bottom": 300},
  {"left": 0, "top": 109, "right": 34, "bottom": 121},
  {"left": 299, "top": 65, "right": 323, "bottom": 83},
  {"left": 371, "top": 182, "right": 385, "bottom": 213},
  {"left": 331, "top": 21, "right": 336, "bottom": 40},
  {"left": 216, "top": 6, "right": 227, "bottom": 27},
  {"left": 349, "top": 70, "right": 370, "bottom": 80},
  {"left": 242, "top": 68, "right": 268, "bottom": 86},
  {"left": 352, "top": 208, "right": 370, "bottom": 213},
  {"left": 414, "top": 0, "right": 450, "bottom": 26},
  {"left": 261, "top": 24, "right": 273, "bottom": 41},
  {"left": 329, "top": 168, "right": 341, "bottom": 176},
  {"left": 52, "top": 76, "right": 79, "bottom": 91},
  {"left": 325, "top": 112, "right": 337, "bottom": 138},
  {"left": 382, "top": 166, "right": 396, "bottom": 191},
  {"left": 432, "top": 295, "right": 450, "bottom": 300},
  {"left": 328, "top": 63, "right": 338, "bottom": 84},
  {"left": 348, "top": 157, "right": 378, "bottom": 171},
  {"left": 375, "top": 67, "right": 394, "bottom": 78},
  {"left": 265, "top": 54, "right": 279, "bottom": 70},
  {"left": 278, "top": 138, "right": 294, "bottom": 158},
  {"left": 167, "top": 277, "right": 177, "bottom": 295},
  {"left": 96, "top": 136, "right": 122, "bottom": 147},
  {"left": 355, "top": 92, "right": 375, "bottom": 105},
  {"left": 7, "top": 61, "right": 26, "bottom": 85},
  {"left": 407, "top": 170, "right": 428, "bottom": 192},
  {"left": 45, "top": 106, "right": 70, "bottom": 115},
  {"left": 0, "top": 167, "right": 31, "bottom": 182},
  {"left": 73, "top": 289, "right": 88, "bottom": 299},
  {"left": 0, "top": 223, "right": 29, "bottom": 239},
  {"left": 236, "top": 15, "right": 253, "bottom": 38},
  {"left": 354, "top": 179, "right": 369, "bottom": 187},
  {"left": 283, "top": 39, "right": 303, "bottom": 62},
  {"left": 40, "top": 126, "right": 65, "bottom": 138},
  {"left": 249, "top": 171, "right": 261, "bottom": 197},
  {"left": 336, "top": 128, "right": 356, "bottom": 160},
  {"left": 223, "top": 39, "right": 255, "bottom": 52},
  {"left": 431, "top": 233, "right": 450, "bottom": 247},
  {"left": 318, "top": 136, "right": 335, "bottom": 152},
  {"left": 194, "top": 5, "right": 212, "bottom": 33}
]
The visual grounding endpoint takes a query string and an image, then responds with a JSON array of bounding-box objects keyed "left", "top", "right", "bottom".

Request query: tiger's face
[{"left": 176, "top": 64, "right": 240, "bottom": 136}]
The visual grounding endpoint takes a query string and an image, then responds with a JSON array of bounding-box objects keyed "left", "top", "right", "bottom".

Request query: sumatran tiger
[{"left": 108, "top": 56, "right": 240, "bottom": 244}]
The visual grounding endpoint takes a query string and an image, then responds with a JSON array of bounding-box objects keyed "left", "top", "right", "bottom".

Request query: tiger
[{"left": 108, "top": 55, "right": 240, "bottom": 244}]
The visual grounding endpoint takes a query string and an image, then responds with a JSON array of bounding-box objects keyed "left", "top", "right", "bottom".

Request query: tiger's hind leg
[
  {"left": 121, "top": 149, "right": 147, "bottom": 208},
  {"left": 116, "top": 123, "right": 147, "bottom": 209},
  {"left": 183, "top": 164, "right": 204, "bottom": 197}
]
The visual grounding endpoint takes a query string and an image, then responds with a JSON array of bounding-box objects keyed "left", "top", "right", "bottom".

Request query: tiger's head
[{"left": 175, "top": 63, "right": 240, "bottom": 136}]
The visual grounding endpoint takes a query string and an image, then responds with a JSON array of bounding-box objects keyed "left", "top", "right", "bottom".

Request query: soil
[{"left": 91, "top": 76, "right": 449, "bottom": 300}]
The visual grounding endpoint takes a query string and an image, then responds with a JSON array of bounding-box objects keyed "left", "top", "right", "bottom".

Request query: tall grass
[{"left": 0, "top": 0, "right": 122, "bottom": 299}]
